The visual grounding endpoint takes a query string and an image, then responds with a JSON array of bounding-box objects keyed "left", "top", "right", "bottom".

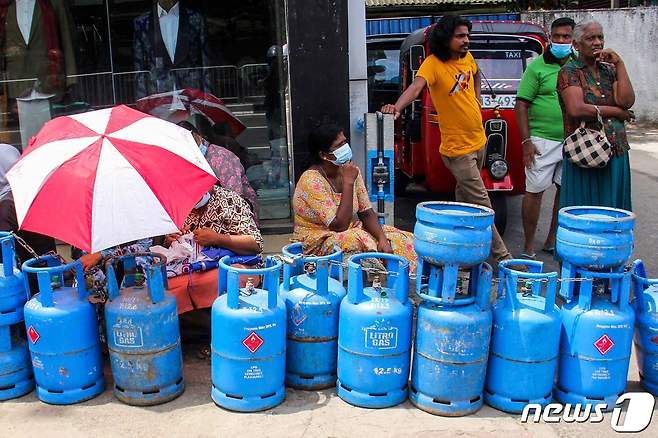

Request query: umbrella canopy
[
  {"left": 135, "top": 88, "right": 247, "bottom": 138},
  {"left": 7, "top": 105, "right": 218, "bottom": 253}
]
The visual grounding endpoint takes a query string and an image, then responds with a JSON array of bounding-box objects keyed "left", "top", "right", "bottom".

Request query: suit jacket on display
[
  {"left": 133, "top": 3, "right": 211, "bottom": 99},
  {"left": 0, "top": 0, "right": 77, "bottom": 100}
]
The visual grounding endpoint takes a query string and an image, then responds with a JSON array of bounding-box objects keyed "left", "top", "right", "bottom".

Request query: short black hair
[
  {"left": 308, "top": 122, "right": 343, "bottom": 164},
  {"left": 177, "top": 120, "right": 200, "bottom": 135},
  {"left": 429, "top": 15, "right": 472, "bottom": 62},
  {"left": 551, "top": 17, "right": 576, "bottom": 31}
]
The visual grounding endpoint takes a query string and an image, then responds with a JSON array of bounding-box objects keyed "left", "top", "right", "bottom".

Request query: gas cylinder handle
[
  {"left": 0, "top": 232, "right": 17, "bottom": 278},
  {"left": 416, "top": 262, "right": 478, "bottom": 307},
  {"left": 314, "top": 259, "right": 330, "bottom": 296},
  {"left": 631, "top": 259, "right": 657, "bottom": 312},
  {"left": 145, "top": 262, "right": 166, "bottom": 304},
  {"left": 283, "top": 244, "right": 343, "bottom": 282},
  {"left": 218, "top": 256, "right": 282, "bottom": 310},
  {"left": 22, "top": 255, "right": 85, "bottom": 307},
  {"left": 281, "top": 258, "right": 293, "bottom": 293},
  {"left": 575, "top": 267, "right": 632, "bottom": 312},
  {"left": 281, "top": 242, "right": 304, "bottom": 277},
  {"left": 347, "top": 253, "right": 409, "bottom": 305},
  {"left": 475, "top": 263, "right": 493, "bottom": 310},
  {"left": 387, "top": 255, "right": 409, "bottom": 303},
  {"left": 104, "top": 252, "right": 167, "bottom": 304},
  {"left": 347, "top": 256, "right": 365, "bottom": 304},
  {"left": 498, "top": 260, "right": 558, "bottom": 313},
  {"left": 280, "top": 243, "right": 343, "bottom": 292}
]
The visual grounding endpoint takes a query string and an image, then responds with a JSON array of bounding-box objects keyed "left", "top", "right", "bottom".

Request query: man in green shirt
[{"left": 516, "top": 17, "right": 575, "bottom": 258}]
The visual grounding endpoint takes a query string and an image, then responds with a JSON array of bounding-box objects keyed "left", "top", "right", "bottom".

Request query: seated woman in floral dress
[{"left": 292, "top": 122, "right": 416, "bottom": 270}]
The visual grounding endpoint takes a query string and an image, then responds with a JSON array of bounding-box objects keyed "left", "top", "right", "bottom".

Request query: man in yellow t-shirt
[{"left": 382, "top": 15, "right": 511, "bottom": 262}]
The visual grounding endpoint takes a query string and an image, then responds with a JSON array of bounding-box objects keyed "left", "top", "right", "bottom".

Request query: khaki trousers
[{"left": 441, "top": 146, "right": 511, "bottom": 262}]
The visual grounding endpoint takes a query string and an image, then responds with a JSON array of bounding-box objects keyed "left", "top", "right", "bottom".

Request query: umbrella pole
[{"left": 105, "top": 1, "right": 117, "bottom": 104}]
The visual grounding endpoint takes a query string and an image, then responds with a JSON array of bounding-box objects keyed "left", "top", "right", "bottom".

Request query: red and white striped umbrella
[
  {"left": 135, "top": 88, "right": 247, "bottom": 138},
  {"left": 6, "top": 105, "right": 217, "bottom": 253}
]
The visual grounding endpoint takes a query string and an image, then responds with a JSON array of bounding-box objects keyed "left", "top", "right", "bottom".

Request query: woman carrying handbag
[{"left": 557, "top": 20, "right": 635, "bottom": 211}]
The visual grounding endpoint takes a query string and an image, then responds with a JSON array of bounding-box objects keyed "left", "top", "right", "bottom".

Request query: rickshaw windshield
[
  {"left": 368, "top": 49, "right": 401, "bottom": 86},
  {"left": 470, "top": 35, "right": 543, "bottom": 108},
  {"left": 472, "top": 49, "right": 541, "bottom": 94}
]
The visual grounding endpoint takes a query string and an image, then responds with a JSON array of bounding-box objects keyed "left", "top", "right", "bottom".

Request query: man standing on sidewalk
[
  {"left": 516, "top": 17, "right": 575, "bottom": 259},
  {"left": 382, "top": 15, "right": 512, "bottom": 263}
]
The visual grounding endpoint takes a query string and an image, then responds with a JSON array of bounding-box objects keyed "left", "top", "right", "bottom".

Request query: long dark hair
[
  {"left": 307, "top": 122, "right": 344, "bottom": 165},
  {"left": 429, "top": 15, "right": 472, "bottom": 62}
]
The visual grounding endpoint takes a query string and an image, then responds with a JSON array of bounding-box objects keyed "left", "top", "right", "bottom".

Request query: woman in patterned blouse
[
  {"left": 165, "top": 184, "right": 263, "bottom": 255},
  {"left": 165, "top": 185, "right": 263, "bottom": 318},
  {"left": 557, "top": 20, "right": 635, "bottom": 210}
]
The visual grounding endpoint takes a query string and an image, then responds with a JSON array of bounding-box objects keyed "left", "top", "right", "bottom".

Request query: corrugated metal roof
[{"left": 366, "top": 0, "right": 512, "bottom": 7}]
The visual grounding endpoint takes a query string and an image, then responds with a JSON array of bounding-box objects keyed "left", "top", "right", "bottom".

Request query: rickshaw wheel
[{"left": 490, "top": 193, "right": 507, "bottom": 236}]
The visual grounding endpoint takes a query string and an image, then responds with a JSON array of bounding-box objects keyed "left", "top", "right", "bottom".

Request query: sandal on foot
[{"left": 520, "top": 252, "right": 536, "bottom": 260}]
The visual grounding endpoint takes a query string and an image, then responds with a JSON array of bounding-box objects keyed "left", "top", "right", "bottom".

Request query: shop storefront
[{"left": 1, "top": 0, "right": 292, "bottom": 223}]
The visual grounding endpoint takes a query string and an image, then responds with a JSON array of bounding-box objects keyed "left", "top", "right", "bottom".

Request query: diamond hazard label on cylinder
[
  {"left": 594, "top": 334, "right": 614, "bottom": 355},
  {"left": 27, "top": 326, "right": 40, "bottom": 344},
  {"left": 242, "top": 331, "right": 264, "bottom": 353}
]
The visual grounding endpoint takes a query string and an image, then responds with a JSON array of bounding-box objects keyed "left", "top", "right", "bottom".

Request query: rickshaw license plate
[{"left": 481, "top": 95, "right": 516, "bottom": 109}]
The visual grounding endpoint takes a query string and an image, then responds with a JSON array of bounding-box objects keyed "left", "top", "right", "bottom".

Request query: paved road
[{"left": 395, "top": 125, "right": 658, "bottom": 276}]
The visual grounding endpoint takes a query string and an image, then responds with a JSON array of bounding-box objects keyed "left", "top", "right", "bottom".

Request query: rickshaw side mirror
[{"left": 410, "top": 45, "right": 425, "bottom": 72}]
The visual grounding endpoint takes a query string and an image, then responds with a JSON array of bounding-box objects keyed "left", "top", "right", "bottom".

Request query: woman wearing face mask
[
  {"left": 165, "top": 185, "right": 263, "bottom": 256},
  {"left": 292, "top": 122, "right": 416, "bottom": 269},
  {"left": 177, "top": 121, "right": 259, "bottom": 219},
  {"left": 164, "top": 184, "right": 263, "bottom": 317}
]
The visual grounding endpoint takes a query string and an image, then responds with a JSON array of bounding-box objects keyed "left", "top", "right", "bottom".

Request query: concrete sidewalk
[{"left": 2, "top": 347, "right": 656, "bottom": 438}]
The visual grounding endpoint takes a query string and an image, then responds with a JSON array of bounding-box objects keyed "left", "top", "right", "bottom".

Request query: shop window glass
[{"left": 0, "top": 0, "right": 290, "bottom": 221}]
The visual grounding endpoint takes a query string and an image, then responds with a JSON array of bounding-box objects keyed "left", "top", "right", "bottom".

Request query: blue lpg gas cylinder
[
  {"left": 414, "top": 202, "right": 494, "bottom": 297},
  {"left": 212, "top": 257, "right": 286, "bottom": 412},
  {"left": 104, "top": 253, "right": 184, "bottom": 405},
  {"left": 0, "top": 232, "right": 33, "bottom": 400},
  {"left": 555, "top": 267, "right": 635, "bottom": 408},
  {"left": 279, "top": 244, "right": 346, "bottom": 389},
  {"left": 557, "top": 207, "right": 635, "bottom": 298},
  {"left": 414, "top": 201, "right": 493, "bottom": 265},
  {"left": 410, "top": 263, "right": 493, "bottom": 416},
  {"left": 485, "top": 260, "right": 560, "bottom": 413},
  {"left": 631, "top": 260, "right": 658, "bottom": 395},
  {"left": 22, "top": 256, "right": 105, "bottom": 404},
  {"left": 336, "top": 253, "right": 413, "bottom": 408},
  {"left": 0, "top": 326, "right": 33, "bottom": 400},
  {"left": 0, "top": 233, "right": 27, "bottom": 322}
]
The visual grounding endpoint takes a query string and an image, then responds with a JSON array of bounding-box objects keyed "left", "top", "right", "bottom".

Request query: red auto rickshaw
[{"left": 395, "top": 21, "right": 548, "bottom": 232}]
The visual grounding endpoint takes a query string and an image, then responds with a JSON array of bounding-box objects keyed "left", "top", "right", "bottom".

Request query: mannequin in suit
[
  {"left": 0, "top": 0, "right": 76, "bottom": 100},
  {"left": 133, "top": 0, "right": 211, "bottom": 98}
]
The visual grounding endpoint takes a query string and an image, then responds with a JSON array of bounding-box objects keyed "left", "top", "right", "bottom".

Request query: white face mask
[{"left": 194, "top": 192, "right": 211, "bottom": 209}]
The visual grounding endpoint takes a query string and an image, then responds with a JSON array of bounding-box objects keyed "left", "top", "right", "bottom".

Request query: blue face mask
[
  {"left": 194, "top": 192, "right": 211, "bottom": 209},
  {"left": 328, "top": 143, "right": 353, "bottom": 166},
  {"left": 199, "top": 142, "right": 208, "bottom": 156},
  {"left": 550, "top": 43, "right": 573, "bottom": 59}
]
